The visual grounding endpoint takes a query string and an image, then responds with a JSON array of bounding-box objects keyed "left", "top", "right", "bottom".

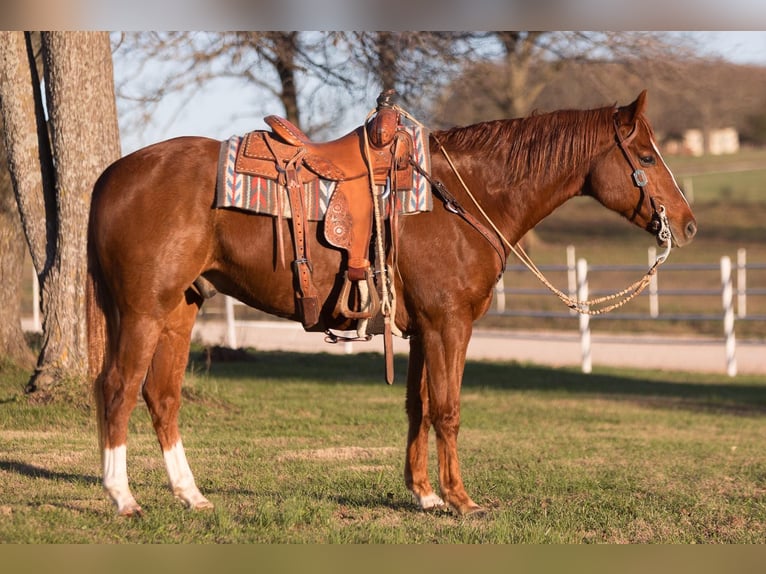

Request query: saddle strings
[
  {"left": 391, "top": 105, "right": 672, "bottom": 316},
  {"left": 362, "top": 108, "right": 393, "bottom": 319}
]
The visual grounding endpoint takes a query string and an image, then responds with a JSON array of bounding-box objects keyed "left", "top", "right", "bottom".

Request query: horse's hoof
[
  {"left": 446, "top": 497, "right": 486, "bottom": 517},
  {"left": 461, "top": 504, "right": 488, "bottom": 518},
  {"left": 191, "top": 499, "right": 215, "bottom": 511},
  {"left": 117, "top": 504, "right": 143, "bottom": 518},
  {"left": 414, "top": 492, "right": 446, "bottom": 511},
  {"left": 174, "top": 487, "right": 214, "bottom": 511}
]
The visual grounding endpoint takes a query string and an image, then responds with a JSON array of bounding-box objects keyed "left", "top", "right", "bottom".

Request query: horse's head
[{"left": 585, "top": 90, "right": 697, "bottom": 247}]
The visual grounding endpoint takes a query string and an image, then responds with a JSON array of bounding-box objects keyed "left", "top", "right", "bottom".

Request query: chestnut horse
[{"left": 87, "top": 90, "right": 696, "bottom": 516}]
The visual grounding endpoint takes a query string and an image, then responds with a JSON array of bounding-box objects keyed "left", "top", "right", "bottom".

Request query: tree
[
  {"left": 0, "top": 115, "right": 35, "bottom": 370},
  {"left": 341, "top": 32, "right": 471, "bottom": 110},
  {"left": 429, "top": 32, "right": 702, "bottom": 127},
  {"left": 113, "top": 32, "right": 475, "bottom": 142},
  {"left": 0, "top": 32, "right": 49, "bottom": 372},
  {"left": 0, "top": 31, "right": 121, "bottom": 401},
  {"left": 114, "top": 31, "right": 351, "bottom": 136}
]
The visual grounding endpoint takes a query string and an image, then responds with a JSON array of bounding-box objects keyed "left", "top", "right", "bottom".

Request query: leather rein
[{"left": 401, "top": 106, "right": 673, "bottom": 316}]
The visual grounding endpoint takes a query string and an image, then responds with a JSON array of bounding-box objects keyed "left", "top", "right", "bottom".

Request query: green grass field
[{"left": 2, "top": 351, "right": 765, "bottom": 543}]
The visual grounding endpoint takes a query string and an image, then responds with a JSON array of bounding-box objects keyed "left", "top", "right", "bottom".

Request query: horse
[{"left": 87, "top": 90, "right": 697, "bottom": 517}]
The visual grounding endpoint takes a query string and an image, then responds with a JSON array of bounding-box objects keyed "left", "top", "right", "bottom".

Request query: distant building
[{"left": 667, "top": 127, "right": 740, "bottom": 156}]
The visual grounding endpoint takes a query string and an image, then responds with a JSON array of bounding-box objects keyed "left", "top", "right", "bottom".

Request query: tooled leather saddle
[{"left": 232, "top": 91, "right": 414, "bottom": 329}]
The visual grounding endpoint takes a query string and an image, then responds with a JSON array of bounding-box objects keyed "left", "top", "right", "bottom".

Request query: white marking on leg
[
  {"left": 103, "top": 445, "right": 142, "bottom": 516},
  {"left": 414, "top": 492, "right": 446, "bottom": 510},
  {"left": 163, "top": 441, "right": 213, "bottom": 510}
]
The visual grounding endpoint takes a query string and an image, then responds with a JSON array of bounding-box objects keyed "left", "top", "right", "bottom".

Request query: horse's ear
[{"left": 617, "top": 89, "right": 648, "bottom": 127}]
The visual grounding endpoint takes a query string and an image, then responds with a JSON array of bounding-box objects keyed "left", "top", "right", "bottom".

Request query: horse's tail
[{"left": 86, "top": 197, "right": 114, "bottom": 457}]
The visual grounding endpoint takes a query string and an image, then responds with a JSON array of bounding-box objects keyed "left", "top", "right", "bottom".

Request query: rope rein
[{"left": 392, "top": 104, "right": 673, "bottom": 316}]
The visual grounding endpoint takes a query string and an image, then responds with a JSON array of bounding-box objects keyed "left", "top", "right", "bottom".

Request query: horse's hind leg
[
  {"left": 404, "top": 337, "right": 445, "bottom": 510},
  {"left": 142, "top": 290, "right": 212, "bottom": 510},
  {"left": 101, "top": 315, "right": 164, "bottom": 516}
]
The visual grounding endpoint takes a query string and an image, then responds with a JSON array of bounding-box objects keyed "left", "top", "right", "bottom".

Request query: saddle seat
[{"left": 264, "top": 114, "right": 411, "bottom": 184}]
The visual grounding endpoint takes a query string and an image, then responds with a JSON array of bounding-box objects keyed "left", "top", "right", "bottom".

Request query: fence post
[
  {"left": 576, "top": 258, "right": 592, "bottom": 374},
  {"left": 682, "top": 176, "right": 694, "bottom": 204},
  {"left": 737, "top": 248, "right": 747, "bottom": 318},
  {"left": 648, "top": 246, "right": 659, "bottom": 318},
  {"left": 567, "top": 245, "right": 577, "bottom": 316},
  {"left": 495, "top": 274, "right": 506, "bottom": 313},
  {"left": 720, "top": 256, "right": 737, "bottom": 377},
  {"left": 225, "top": 295, "right": 238, "bottom": 349}
]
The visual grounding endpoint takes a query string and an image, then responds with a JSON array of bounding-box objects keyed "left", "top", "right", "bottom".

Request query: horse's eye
[{"left": 639, "top": 155, "right": 656, "bottom": 166}]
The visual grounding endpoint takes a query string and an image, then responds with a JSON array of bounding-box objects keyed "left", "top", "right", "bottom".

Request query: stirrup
[{"left": 336, "top": 268, "right": 380, "bottom": 320}]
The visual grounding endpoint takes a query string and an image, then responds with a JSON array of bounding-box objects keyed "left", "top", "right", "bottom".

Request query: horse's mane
[{"left": 433, "top": 105, "right": 617, "bottom": 186}]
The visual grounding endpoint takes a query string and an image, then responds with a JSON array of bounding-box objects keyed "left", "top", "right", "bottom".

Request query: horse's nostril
[{"left": 685, "top": 221, "right": 697, "bottom": 239}]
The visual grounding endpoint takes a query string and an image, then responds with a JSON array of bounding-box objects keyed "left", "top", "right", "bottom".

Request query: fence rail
[{"left": 491, "top": 246, "right": 764, "bottom": 376}]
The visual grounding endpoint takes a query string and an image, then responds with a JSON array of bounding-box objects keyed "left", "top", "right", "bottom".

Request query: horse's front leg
[
  {"left": 422, "top": 321, "right": 483, "bottom": 515},
  {"left": 404, "top": 336, "right": 445, "bottom": 511}
]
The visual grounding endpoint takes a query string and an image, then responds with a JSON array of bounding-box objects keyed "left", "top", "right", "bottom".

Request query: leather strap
[
  {"left": 284, "top": 153, "right": 320, "bottom": 327},
  {"left": 412, "top": 160, "right": 507, "bottom": 276}
]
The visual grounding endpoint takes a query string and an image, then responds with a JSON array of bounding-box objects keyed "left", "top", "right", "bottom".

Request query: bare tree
[
  {"left": 113, "top": 32, "right": 479, "bottom": 143},
  {"left": 339, "top": 32, "right": 473, "bottom": 115},
  {"left": 114, "top": 31, "right": 352, "bottom": 135},
  {"left": 0, "top": 116, "right": 35, "bottom": 369},
  {"left": 430, "top": 31, "right": 702, "bottom": 126},
  {"left": 0, "top": 32, "right": 50, "bottom": 371},
  {"left": 0, "top": 31, "right": 121, "bottom": 400}
]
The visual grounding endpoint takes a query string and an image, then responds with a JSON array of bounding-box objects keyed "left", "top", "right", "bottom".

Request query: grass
[{"left": 1, "top": 351, "right": 765, "bottom": 543}]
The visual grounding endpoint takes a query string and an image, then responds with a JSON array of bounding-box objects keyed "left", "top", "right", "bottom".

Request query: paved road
[{"left": 192, "top": 320, "right": 765, "bottom": 377}]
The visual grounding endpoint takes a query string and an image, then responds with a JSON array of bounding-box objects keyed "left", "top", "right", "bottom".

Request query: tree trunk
[
  {"left": 21, "top": 31, "right": 122, "bottom": 399},
  {"left": 0, "top": 31, "right": 47, "bottom": 371},
  {"left": 375, "top": 32, "right": 400, "bottom": 92},
  {"left": 271, "top": 32, "right": 301, "bottom": 127},
  {"left": 0, "top": 118, "right": 35, "bottom": 369}
]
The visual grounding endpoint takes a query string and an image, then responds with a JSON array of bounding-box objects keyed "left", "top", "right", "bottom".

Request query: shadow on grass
[
  {"left": 191, "top": 349, "right": 766, "bottom": 416},
  {"left": 0, "top": 459, "right": 100, "bottom": 485}
]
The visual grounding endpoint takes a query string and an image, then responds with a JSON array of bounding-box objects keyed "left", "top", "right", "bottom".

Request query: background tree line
[
  {"left": 1, "top": 31, "right": 763, "bottom": 402},
  {"left": 433, "top": 55, "right": 766, "bottom": 147}
]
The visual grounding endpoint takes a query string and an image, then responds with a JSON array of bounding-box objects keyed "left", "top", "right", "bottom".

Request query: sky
[
  {"left": 116, "top": 31, "right": 766, "bottom": 154},
  {"left": 697, "top": 31, "right": 766, "bottom": 65}
]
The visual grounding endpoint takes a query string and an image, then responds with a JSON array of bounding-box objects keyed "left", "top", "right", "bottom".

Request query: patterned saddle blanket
[{"left": 215, "top": 125, "right": 432, "bottom": 220}]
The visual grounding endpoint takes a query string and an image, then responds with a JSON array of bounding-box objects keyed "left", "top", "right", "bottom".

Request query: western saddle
[{"left": 233, "top": 90, "right": 414, "bottom": 331}]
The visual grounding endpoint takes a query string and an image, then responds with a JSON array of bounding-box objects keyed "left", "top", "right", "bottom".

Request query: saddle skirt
[{"left": 215, "top": 124, "right": 432, "bottom": 220}]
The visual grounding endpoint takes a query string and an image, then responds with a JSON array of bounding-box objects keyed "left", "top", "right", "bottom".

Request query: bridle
[{"left": 612, "top": 112, "right": 673, "bottom": 253}]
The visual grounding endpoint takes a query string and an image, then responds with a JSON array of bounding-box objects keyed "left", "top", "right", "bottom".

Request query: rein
[{"left": 396, "top": 105, "right": 673, "bottom": 316}]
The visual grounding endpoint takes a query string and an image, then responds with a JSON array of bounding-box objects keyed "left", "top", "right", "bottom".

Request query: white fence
[{"left": 492, "top": 246, "right": 765, "bottom": 377}]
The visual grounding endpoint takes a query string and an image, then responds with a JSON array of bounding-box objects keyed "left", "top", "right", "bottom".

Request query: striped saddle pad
[{"left": 215, "top": 125, "right": 432, "bottom": 220}]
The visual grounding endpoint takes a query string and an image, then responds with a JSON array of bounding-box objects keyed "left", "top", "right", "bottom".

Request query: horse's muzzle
[{"left": 669, "top": 218, "right": 697, "bottom": 247}]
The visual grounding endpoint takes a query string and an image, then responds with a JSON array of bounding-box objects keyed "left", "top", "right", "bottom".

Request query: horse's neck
[
  {"left": 515, "top": 166, "right": 590, "bottom": 236},
  {"left": 450, "top": 147, "right": 590, "bottom": 246}
]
